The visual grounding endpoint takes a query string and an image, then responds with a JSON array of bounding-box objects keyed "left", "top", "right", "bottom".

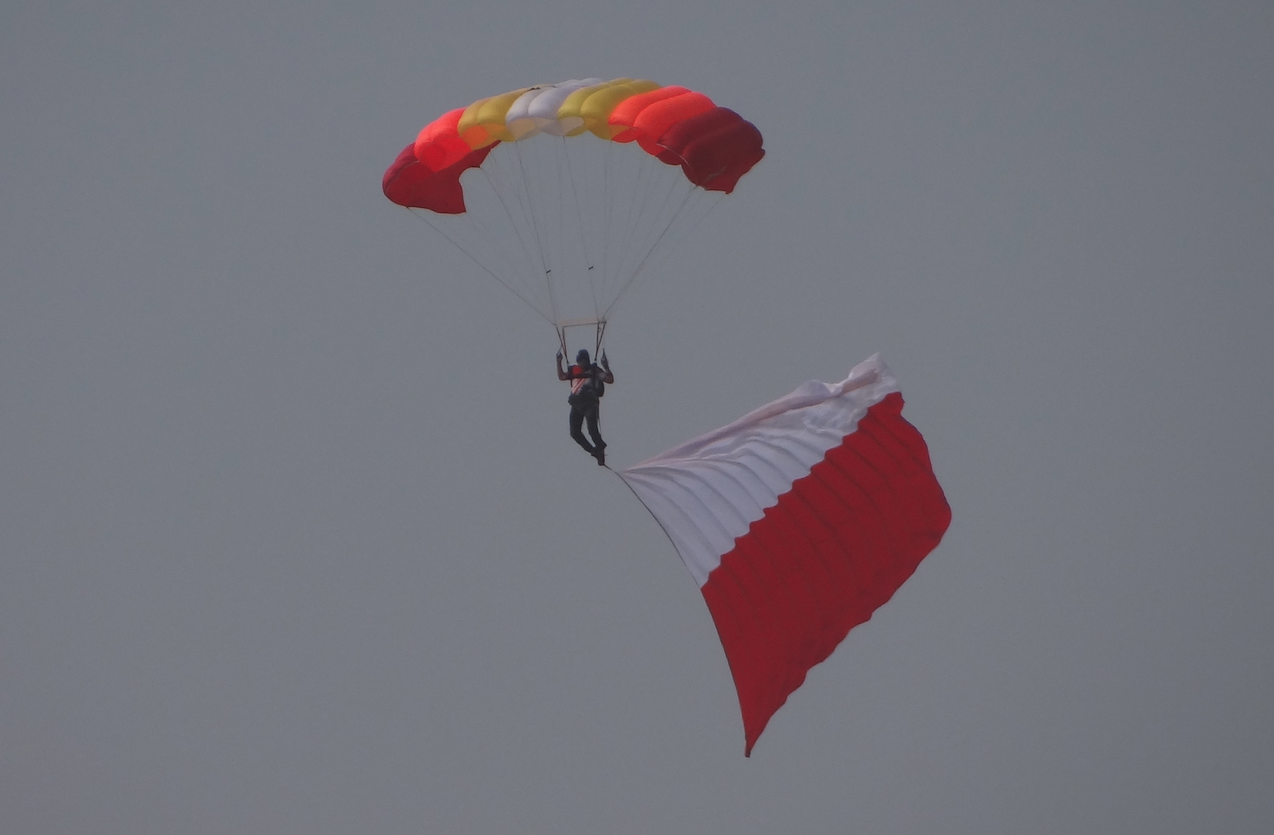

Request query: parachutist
[{"left": 557, "top": 348, "right": 614, "bottom": 466}]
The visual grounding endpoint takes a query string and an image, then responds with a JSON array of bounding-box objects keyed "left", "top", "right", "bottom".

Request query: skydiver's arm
[
  {"left": 556, "top": 352, "right": 570, "bottom": 381},
  {"left": 599, "top": 354, "right": 614, "bottom": 384}
]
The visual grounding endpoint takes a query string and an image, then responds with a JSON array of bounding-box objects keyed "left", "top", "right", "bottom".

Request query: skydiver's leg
[
  {"left": 584, "top": 404, "right": 606, "bottom": 466},
  {"left": 584, "top": 404, "right": 605, "bottom": 450},
  {"left": 569, "top": 406, "right": 595, "bottom": 454}
]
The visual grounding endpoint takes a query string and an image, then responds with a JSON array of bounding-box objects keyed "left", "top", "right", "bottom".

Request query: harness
[{"left": 568, "top": 364, "right": 604, "bottom": 403}]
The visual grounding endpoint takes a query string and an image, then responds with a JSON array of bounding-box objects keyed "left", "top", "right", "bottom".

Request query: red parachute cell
[
  {"left": 606, "top": 85, "right": 692, "bottom": 143},
  {"left": 381, "top": 141, "right": 493, "bottom": 214},
  {"left": 414, "top": 107, "right": 479, "bottom": 171},
  {"left": 630, "top": 90, "right": 717, "bottom": 156},
  {"left": 656, "top": 108, "right": 766, "bottom": 193}
]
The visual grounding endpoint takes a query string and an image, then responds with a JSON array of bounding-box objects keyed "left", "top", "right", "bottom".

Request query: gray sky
[{"left": 3, "top": 1, "right": 1272, "bottom": 832}]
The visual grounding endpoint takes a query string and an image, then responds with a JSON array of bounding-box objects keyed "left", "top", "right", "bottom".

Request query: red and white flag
[{"left": 619, "top": 355, "right": 951, "bottom": 755}]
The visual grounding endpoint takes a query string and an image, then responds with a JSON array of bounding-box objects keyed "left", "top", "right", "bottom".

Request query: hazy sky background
[{"left": 3, "top": 2, "right": 1272, "bottom": 833}]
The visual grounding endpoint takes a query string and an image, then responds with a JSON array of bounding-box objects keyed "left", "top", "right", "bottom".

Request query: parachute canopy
[
  {"left": 619, "top": 355, "right": 951, "bottom": 755},
  {"left": 384, "top": 78, "right": 764, "bottom": 212},
  {"left": 383, "top": 78, "right": 764, "bottom": 355}
]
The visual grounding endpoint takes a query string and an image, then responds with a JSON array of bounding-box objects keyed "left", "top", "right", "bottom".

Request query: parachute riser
[{"left": 556, "top": 317, "right": 607, "bottom": 361}]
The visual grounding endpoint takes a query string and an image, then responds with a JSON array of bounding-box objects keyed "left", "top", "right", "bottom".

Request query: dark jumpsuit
[{"left": 565, "top": 363, "right": 606, "bottom": 456}]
